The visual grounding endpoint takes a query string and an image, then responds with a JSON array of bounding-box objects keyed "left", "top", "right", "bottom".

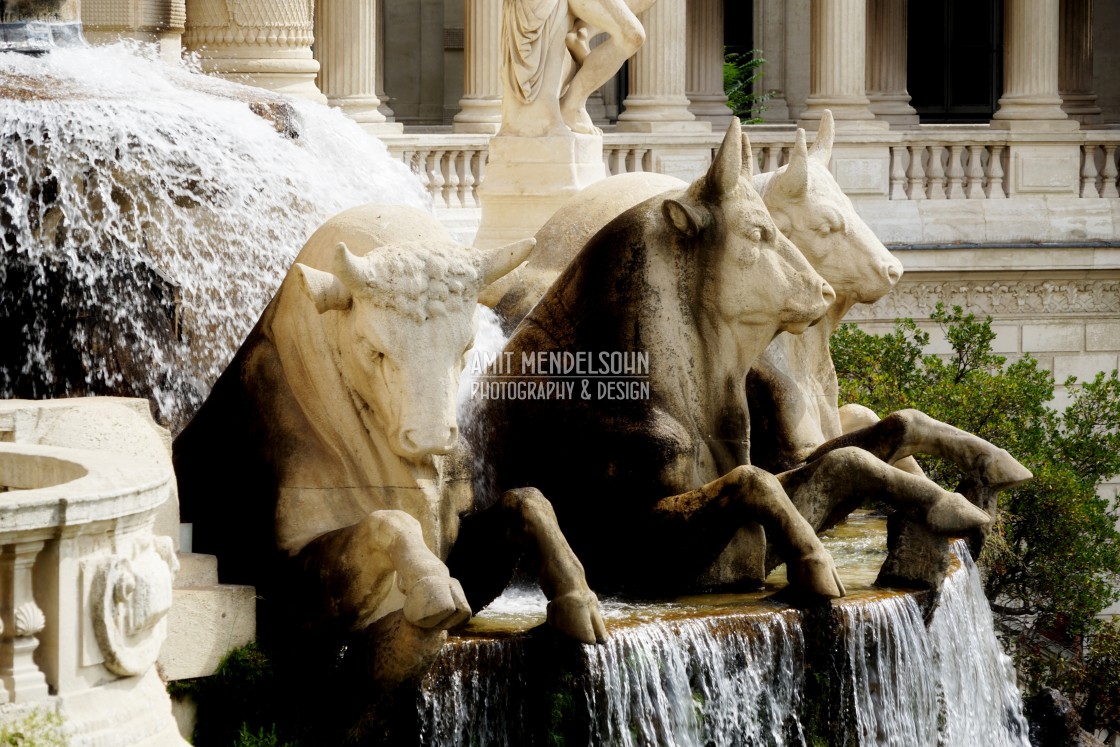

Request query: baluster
[
  {"left": 637, "top": 148, "right": 650, "bottom": 173},
  {"left": 445, "top": 151, "right": 462, "bottom": 209},
  {"left": 477, "top": 149, "right": 488, "bottom": 193},
  {"left": 965, "top": 145, "right": 986, "bottom": 199},
  {"left": 928, "top": 146, "right": 947, "bottom": 199},
  {"left": 889, "top": 146, "right": 908, "bottom": 200},
  {"left": 764, "top": 145, "right": 781, "bottom": 174},
  {"left": 1102, "top": 145, "right": 1120, "bottom": 198},
  {"left": 986, "top": 145, "right": 1007, "bottom": 199},
  {"left": 624, "top": 148, "right": 639, "bottom": 174},
  {"left": 606, "top": 148, "right": 622, "bottom": 175},
  {"left": 1081, "top": 145, "right": 1101, "bottom": 198},
  {"left": 427, "top": 150, "right": 446, "bottom": 208},
  {"left": 413, "top": 149, "right": 431, "bottom": 194},
  {"left": 945, "top": 145, "right": 965, "bottom": 198},
  {"left": 907, "top": 145, "right": 927, "bottom": 199},
  {"left": 461, "top": 150, "right": 477, "bottom": 208}
]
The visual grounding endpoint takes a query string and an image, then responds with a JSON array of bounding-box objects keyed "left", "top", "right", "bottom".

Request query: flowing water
[
  {"left": 0, "top": 42, "right": 428, "bottom": 431},
  {"left": 419, "top": 524, "right": 1030, "bottom": 746}
]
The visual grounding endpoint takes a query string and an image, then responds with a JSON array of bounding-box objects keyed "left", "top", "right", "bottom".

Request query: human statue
[{"left": 501, "top": 0, "right": 656, "bottom": 136}]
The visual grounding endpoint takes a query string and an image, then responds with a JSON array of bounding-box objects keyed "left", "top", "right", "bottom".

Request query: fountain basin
[
  {"left": 417, "top": 519, "right": 1030, "bottom": 747},
  {"left": 0, "top": 399, "right": 184, "bottom": 746}
]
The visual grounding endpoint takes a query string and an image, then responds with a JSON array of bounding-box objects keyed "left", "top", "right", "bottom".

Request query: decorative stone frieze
[
  {"left": 846, "top": 278, "right": 1120, "bottom": 321},
  {"left": 183, "top": 0, "right": 326, "bottom": 103}
]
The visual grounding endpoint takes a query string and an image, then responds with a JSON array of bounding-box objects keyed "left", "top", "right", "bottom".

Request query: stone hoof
[
  {"left": 925, "top": 492, "right": 992, "bottom": 534},
  {"left": 402, "top": 575, "right": 472, "bottom": 629},
  {"left": 787, "top": 551, "right": 845, "bottom": 600},
  {"left": 546, "top": 589, "right": 607, "bottom": 644},
  {"left": 565, "top": 26, "right": 591, "bottom": 64},
  {"left": 976, "top": 448, "right": 1032, "bottom": 489}
]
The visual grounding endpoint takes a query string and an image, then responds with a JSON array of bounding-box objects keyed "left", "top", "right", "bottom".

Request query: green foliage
[
  {"left": 723, "top": 50, "right": 771, "bottom": 123},
  {"left": 0, "top": 707, "right": 65, "bottom": 747},
  {"left": 175, "top": 642, "right": 300, "bottom": 747},
  {"left": 832, "top": 303, "right": 1120, "bottom": 737}
]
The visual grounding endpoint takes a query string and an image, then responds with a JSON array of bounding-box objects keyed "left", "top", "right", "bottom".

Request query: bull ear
[
  {"left": 477, "top": 237, "right": 535, "bottom": 286},
  {"left": 775, "top": 128, "right": 809, "bottom": 198},
  {"left": 294, "top": 263, "right": 352, "bottom": 313},
  {"left": 663, "top": 199, "right": 711, "bottom": 238},
  {"left": 705, "top": 118, "right": 742, "bottom": 198},
  {"left": 809, "top": 109, "right": 834, "bottom": 164}
]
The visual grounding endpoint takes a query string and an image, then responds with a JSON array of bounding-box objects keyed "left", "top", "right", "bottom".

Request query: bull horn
[
  {"left": 776, "top": 128, "right": 809, "bottom": 199},
  {"left": 741, "top": 129, "right": 755, "bottom": 179},
  {"left": 294, "top": 263, "right": 352, "bottom": 313},
  {"left": 332, "top": 241, "right": 366, "bottom": 291},
  {"left": 809, "top": 109, "right": 834, "bottom": 164},
  {"left": 706, "top": 118, "right": 742, "bottom": 198},
  {"left": 478, "top": 238, "right": 535, "bottom": 287}
]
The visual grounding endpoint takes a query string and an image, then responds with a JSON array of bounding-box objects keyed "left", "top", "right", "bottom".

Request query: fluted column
[
  {"left": 866, "top": 0, "right": 917, "bottom": 126},
  {"left": 1059, "top": 0, "right": 1100, "bottom": 123},
  {"left": 992, "top": 0, "right": 1076, "bottom": 130},
  {"left": 316, "top": 0, "right": 402, "bottom": 133},
  {"left": 686, "top": 0, "right": 733, "bottom": 125},
  {"left": 799, "top": 0, "right": 885, "bottom": 130},
  {"left": 618, "top": 0, "right": 710, "bottom": 132},
  {"left": 453, "top": 0, "right": 502, "bottom": 133}
]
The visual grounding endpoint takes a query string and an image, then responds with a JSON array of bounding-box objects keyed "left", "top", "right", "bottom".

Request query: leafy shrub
[
  {"left": 723, "top": 50, "right": 771, "bottom": 122},
  {"left": 0, "top": 707, "right": 65, "bottom": 747},
  {"left": 831, "top": 303, "right": 1120, "bottom": 740}
]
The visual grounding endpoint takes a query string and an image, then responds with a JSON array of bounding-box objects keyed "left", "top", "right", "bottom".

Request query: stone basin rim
[{"left": 0, "top": 440, "right": 172, "bottom": 537}]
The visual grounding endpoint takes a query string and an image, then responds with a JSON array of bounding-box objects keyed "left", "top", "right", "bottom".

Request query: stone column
[
  {"left": 617, "top": 0, "right": 710, "bottom": 132},
  {"left": 374, "top": 3, "right": 396, "bottom": 120},
  {"left": 991, "top": 0, "right": 1076, "bottom": 130},
  {"left": 314, "top": 0, "right": 402, "bottom": 133},
  {"left": 183, "top": 0, "right": 326, "bottom": 104},
  {"left": 752, "top": 0, "right": 791, "bottom": 121},
  {"left": 82, "top": 0, "right": 187, "bottom": 63},
  {"left": 0, "top": 542, "right": 50, "bottom": 701},
  {"left": 453, "top": 0, "right": 502, "bottom": 133},
  {"left": 1059, "top": 0, "right": 1100, "bottom": 123},
  {"left": 686, "top": 0, "right": 733, "bottom": 125},
  {"left": 865, "top": 0, "right": 917, "bottom": 126},
  {"left": 799, "top": 0, "right": 886, "bottom": 130}
]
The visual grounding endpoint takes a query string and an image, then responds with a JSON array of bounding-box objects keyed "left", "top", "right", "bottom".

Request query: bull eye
[
  {"left": 816, "top": 224, "right": 832, "bottom": 238},
  {"left": 747, "top": 228, "right": 762, "bottom": 244}
]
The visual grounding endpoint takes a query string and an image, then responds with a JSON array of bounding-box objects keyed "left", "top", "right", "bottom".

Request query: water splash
[
  {"left": 418, "top": 542, "right": 1029, "bottom": 746},
  {"left": 0, "top": 42, "right": 429, "bottom": 430}
]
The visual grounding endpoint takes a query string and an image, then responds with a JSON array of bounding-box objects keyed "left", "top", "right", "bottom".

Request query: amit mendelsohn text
[{"left": 470, "top": 351, "right": 650, "bottom": 377}]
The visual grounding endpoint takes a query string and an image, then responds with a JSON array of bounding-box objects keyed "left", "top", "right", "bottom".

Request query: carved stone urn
[{"left": 183, "top": 0, "right": 326, "bottom": 103}]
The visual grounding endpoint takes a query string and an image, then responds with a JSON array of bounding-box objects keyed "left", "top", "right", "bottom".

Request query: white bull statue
[{"left": 174, "top": 204, "right": 604, "bottom": 693}]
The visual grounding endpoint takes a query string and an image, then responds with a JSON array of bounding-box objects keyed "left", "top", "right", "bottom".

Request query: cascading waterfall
[
  {"left": 0, "top": 42, "right": 429, "bottom": 430},
  {"left": 418, "top": 542, "right": 1029, "bottom": 746}
]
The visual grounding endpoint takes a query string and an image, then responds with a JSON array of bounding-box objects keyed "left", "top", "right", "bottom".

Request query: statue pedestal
[{"left": 474, "top": 133, "right": 607, "bottom": 248}]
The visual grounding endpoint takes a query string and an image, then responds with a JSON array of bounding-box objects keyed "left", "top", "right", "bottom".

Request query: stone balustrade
[{"left": 383, "top": 127, "right": 1120, "bottom": 210}]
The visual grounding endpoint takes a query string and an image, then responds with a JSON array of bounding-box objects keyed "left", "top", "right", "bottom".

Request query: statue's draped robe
[{"left": 503, "top": 0, "right": 566, "bottom": 104}]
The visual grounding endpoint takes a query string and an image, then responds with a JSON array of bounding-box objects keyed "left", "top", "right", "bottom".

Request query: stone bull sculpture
[
  {"left": 477, "top": 120, "right": 991, "bottom": 601},
  {"left": 492, "top": 113, "right": 1028, "bottom": 592},
  {"left": 174, "top": 205, "right": 604, "bottom": 689}
]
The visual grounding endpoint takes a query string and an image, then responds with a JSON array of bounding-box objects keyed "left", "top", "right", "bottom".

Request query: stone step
[
  {"left": 174, "top": 552, "right": 219, "bottom": 588},
  {"left": 160, "top": 583, "right": 257, "bottom": 681}
]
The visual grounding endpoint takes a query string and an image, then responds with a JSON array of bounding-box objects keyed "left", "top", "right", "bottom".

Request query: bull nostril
[
  {"left": 821, "top": 282, "right": 836, "bottom": 306},
  {"left": 885, "top": 262, "right": 902, "bottom": 285}
]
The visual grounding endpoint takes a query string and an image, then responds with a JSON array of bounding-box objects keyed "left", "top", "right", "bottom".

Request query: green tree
[
  {"left": 723, "top": 50, "right": 771, "bottom": 122},
  {"left": 831, "top": 303, "right": 1120, "bottom": 740}
]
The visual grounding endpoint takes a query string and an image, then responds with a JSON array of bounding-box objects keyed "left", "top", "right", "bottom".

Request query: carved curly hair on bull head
[{"left": 334, "top": 241, "right": 484, "bottom": 322}]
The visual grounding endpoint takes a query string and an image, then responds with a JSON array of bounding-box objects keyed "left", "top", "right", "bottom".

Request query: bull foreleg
[
  {"left": 296, "top": 509, "right": 471, "bottom": 634},
  {"left": 448, "top": 487, "right": 607, "bottom": 644},
  {"left": 777, "top": 446, "right": 991, "bottom": 536},
  {"left": 815, "top": 406, "right": 1032, "bottom": 489},
  {"left": 653, "top": 465, "right": 846, "bottom": 602}
]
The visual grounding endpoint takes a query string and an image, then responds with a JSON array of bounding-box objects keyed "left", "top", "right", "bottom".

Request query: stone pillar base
[
  {"left": 616, "top": 101, "right": 712, "bottom": 133},
  {"left": 452, "top": 99, "right": 502, "bottom": 134},
  {"left": 991, "top": 99, "right": 1080, "bottom": 131},
  {"left": 800, "top": 98, "right": 890, "bottom": 131},
  {"left": 202, "top": 55, "right": 327, "bottom": 104},
  {"left": 474, "top": 134, "right": 607, "bottom": 248},
  {"left": 869, "top": 94, "right": 919, "bottom": 126}
]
